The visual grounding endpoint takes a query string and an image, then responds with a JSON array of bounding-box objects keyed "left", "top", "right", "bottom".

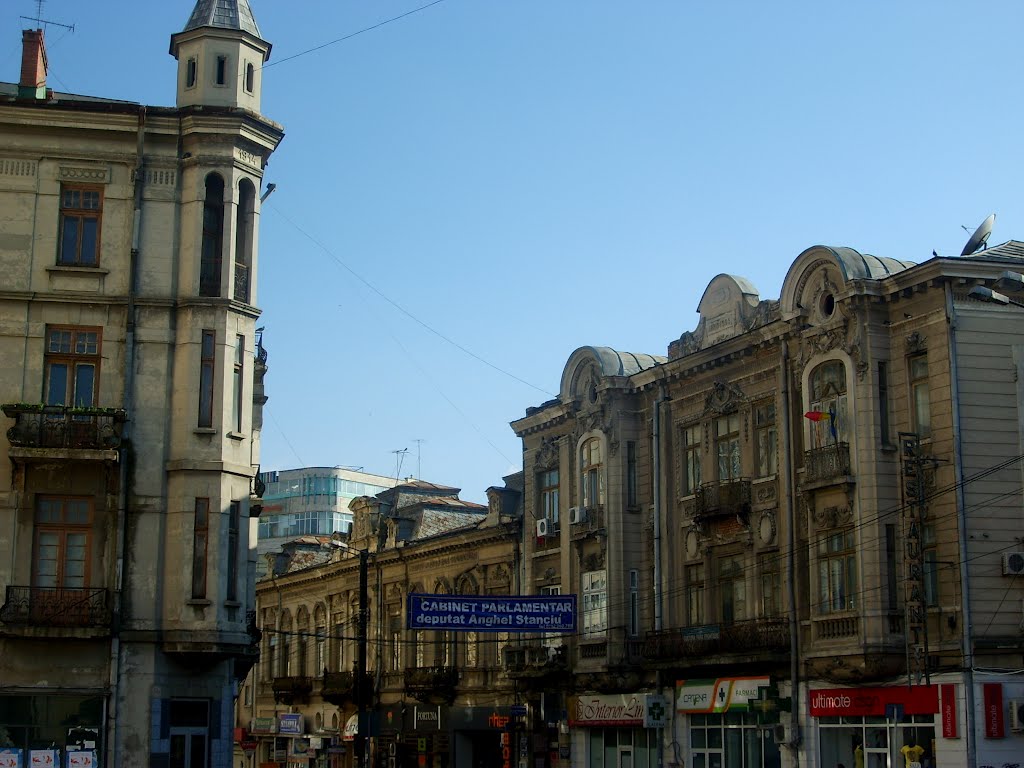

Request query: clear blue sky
[{"left": 5, "top": 1, "right": 1022, "bottom": 502}]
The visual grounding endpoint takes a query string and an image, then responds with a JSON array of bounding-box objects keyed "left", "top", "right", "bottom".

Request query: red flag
[{"left": 804, "top": 411, "right": 832, "bottom": 422}]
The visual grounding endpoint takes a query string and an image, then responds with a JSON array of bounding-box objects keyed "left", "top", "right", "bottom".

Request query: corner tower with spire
[{"left": 170, "top": 0, "right": 271, "bottom": 112}]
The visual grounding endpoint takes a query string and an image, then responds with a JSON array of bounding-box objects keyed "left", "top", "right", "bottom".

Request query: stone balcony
[
  {"left": 695, "top": 479, "right": 752, "bottom": 520},
  {"left": 3, "top": 404, "right": 126, "bottom": 454},
  {"left": 803, "top": 443, "right": 852, "bottom": 485},
  {"left": 0, "top": 585, "right": 111, "bottom": 628}
]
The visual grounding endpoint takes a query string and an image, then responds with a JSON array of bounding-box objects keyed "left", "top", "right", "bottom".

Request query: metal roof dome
[{"left": 182, "top": 0, "right": 262, "bottom": 38}]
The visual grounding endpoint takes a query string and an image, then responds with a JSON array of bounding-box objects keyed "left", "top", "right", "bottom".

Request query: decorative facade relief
[
  {"left": 535, "top": 436, "right": 560, "bottom": 470},
  {"left": 703, "top": 380, "right": 747, "bottom": 417}
]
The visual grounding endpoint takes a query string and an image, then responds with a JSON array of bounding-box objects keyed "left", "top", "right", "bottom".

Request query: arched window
[
  {"left": 234, "top": 178, "right": 256, "bottom": 302},
  {"left": 200, "top": 174, "right": 224, "bottom": 297},
  {"left": 580, "top": 437, "right": 603, "bottom": 509},
  {"left": 809, "top": 360, "right": 848, "bottom": 448}
]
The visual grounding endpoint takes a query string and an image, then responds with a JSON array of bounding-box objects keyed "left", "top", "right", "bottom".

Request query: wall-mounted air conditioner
[
  {"left": 1003, "top": 552, "right": 1024, "bottom": 576},
  {"left": 569, "top": 507, "right": 587, "bottom": 525},
  {"left": 536, "top": 518, "right": 549, "bottom": 538},
  {"left": 1010, "top": 700, "right": 1024, "bottom": 732}
]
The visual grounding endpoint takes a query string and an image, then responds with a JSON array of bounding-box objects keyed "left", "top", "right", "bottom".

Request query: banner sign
[
  {"left": 407, "top": 594, "right": 576, "bottom": 633},
  {"left": 809, "top": 686, "right": 938, "bottom": 717},
  {"left": 941, "top": 684, "right": 958, "bottom": 739},
  {"left": 569, "top": 694, "right": 667, "bottom": 727},
  {"left": 676, "top": 677, "right": 769, "bottom": 713},
  {"left": 983, "top": 683, "right": 1004, "bottom": 738},
  {"left": 278, "top": 713, "right": 303, "bottom": 736},
  {"left": 0, "top": 749, "right": 23, "bottom": 768}
]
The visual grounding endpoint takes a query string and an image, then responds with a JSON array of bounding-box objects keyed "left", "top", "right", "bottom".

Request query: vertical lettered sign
[
  {"left": 940, "top": 684, "right": 958, "bottom": 738},
  {"left": 983, "top": 683, "right": 1004, "bottom": 738}
]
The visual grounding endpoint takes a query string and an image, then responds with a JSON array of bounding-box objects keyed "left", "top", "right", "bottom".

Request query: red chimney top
[{"left": 19, "top": 29, "right": 48, "bottom": 99}]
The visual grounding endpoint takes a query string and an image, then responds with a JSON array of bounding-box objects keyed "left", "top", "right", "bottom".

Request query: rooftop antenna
[
  {"left": 390, "top": 448, "right": 408, "bottom": 480},
  {"left": 21, "top": 1, "right": 75, "bottom": 33},
  {"left": 412, "top": 439, "right": 426, "bottom": 479},
  {"left": 960, "top": 213, "right": 996, "bottom": 256}
]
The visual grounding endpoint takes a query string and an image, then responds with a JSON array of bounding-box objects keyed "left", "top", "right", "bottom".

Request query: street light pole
[{"left": 355, "top": 550, "right": 369, "bottom": 768}]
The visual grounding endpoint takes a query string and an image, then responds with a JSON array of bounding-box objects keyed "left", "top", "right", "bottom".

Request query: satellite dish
[{"left": 961, "top": 213, "right": 995, "bottom": 256}]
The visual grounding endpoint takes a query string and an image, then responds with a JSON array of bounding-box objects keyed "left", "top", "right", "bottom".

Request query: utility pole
[{"left": 355, "top": 550, "right": 369, "bottom": 768}]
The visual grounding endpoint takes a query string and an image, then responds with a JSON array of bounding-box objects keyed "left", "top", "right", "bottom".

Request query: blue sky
[{"left": 4, "top": 1, "right": 1022, "bottom": 501}]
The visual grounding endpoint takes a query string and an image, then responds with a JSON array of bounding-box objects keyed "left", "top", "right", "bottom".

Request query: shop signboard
[
  {"left": 0, "top": 750, "right": 21, "bottom": 768},
  {"left": 676, "top": 677, "right": 770, "bottom": 713},
  {"left": 808, "top": 686, "right": 939, "bottom": 717},
  {"left": 250, "top": 717, "right": 277, "bottom": 735},
  {"left": 569, "top": 694, "right": 666, "bottom": 727},
  {"left": 278, "top": 713, "right": 303, "bottom": 736},
  {"left": 983, "top": 683, "right": 1004, "bottom": 738},
  {"left": 940, "top": 684, "right": 958, "bottom": 738},
  {"left": 407, "top": 594, "right": 576, "bottom": 633}
]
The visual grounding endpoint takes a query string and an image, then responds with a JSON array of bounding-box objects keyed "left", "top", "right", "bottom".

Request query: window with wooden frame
[
  {"left": 580, "top": 437, "right": 604, "bottom": 510},
  {"left": 817, "top": 529, "right": 857, "bottom": 614},
  {"left": 198, "top": 331, "right": 215, "bottom": 428},
  {"left": 682, "top": 423, "right": 702, "bottom": 495},
  {"left": 539, "top": 467, "right": 559, "bottom": 531},
  {"left": 716, "top": 413, "right": 741, "bottom": 481},
  {"left": 200, "top": 174, "right": 224, "bottom": 297},
  {"left": 191, "top": 499, "right": 209, "bottom": 599},
  {"left": 754, "top": 402, "right": 777, "bottom": 477},
  {"left": 226, "top": 501, "right": 239, "bottom": 602},
  {"left": 34, "top": 496, "right": 92, "bottom": 590},
  {"left": 909, "top": 353, "right": 931, "bottom": 438},
  {"left": 686, "top": 563, "right": 705, "bottom": 626},
  {"left": 809, "top": 360, "right": 848, "bottom": 448},
  {"left": 232, "top": 335, "right": 245, "bottom": 433},
  {"left": 45, "top": 327, "right": 100, "bottom": 408},
  {"left": 58, "top": 186, "right": 102, "bottom": 267},
  {"left": 717, "top": 553, "right": 747, "bottom": 623}
]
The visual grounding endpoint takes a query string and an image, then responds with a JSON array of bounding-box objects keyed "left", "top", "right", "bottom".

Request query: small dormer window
[
  {"left": 186, "top": 57, "right": 197, "bottom": 88},
  {"left": 216, "top": 55, "right": 227, "bottom": 86},
  {"left": 245, "top": 62, "right": 255, "bottom": 93}
]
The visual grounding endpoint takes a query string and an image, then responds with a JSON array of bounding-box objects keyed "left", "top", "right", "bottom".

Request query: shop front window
[
  {"left": 818, "top": 716, "right": 936, "bottom": 768},
  {"left": 689, "top": 712, "right": 781, "bottom": 768}
]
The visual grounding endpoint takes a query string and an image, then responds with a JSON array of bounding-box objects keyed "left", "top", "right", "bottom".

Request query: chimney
[{"left": 19, "top": 29, "right": 48, "bottom": 100}]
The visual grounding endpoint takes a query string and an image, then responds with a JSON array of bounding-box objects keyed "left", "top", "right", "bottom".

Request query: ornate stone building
[
  {"left": 0, "top": 2, "right": 282, "bottom": 766},
  {"left": 511, "top": 240, "right": 1024, "bottom": 768},
  {"left": 242, "top": 477, "right": 523, "bottom": 768}
]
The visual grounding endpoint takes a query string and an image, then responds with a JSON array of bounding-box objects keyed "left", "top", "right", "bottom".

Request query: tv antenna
[
  {"left": 390, "top": 448, "right": 408, "bottom": 480},
  {"left": 21, "top": 1, "right": 75, "bottom": 33},
  {"left": 960, "top": 213, "right": 995, "bottom": 256},
  {"left": 412, "top": 439, "right": 426, "bottom": 479}
]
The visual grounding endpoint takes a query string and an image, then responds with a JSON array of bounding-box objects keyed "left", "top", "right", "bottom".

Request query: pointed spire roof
[{"left": 182, "top": 0, "right": 262, "bottom": 38}]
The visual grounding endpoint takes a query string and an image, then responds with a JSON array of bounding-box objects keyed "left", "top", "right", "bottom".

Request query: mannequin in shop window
[
  {"left": 900, "top": 730, "right": 925, "bottom": 768},
  {"left": 853, "top": 737, "right": 863, "bottom": 768}
]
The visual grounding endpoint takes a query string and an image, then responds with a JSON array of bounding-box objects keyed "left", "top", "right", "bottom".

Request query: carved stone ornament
[
  {"left": 582, "top": 551, "right": 606, "bottom": 572},
  {"left": 685, "top": 526, "right": 701, "bottom": 559},
  {"left": 758, "top": 511, "right": 777, "bottom": 545},
  {"left": 743, "top": 299, "right": 781, "bottom": 332},
  {"left": 812, "top": 505, "right": 852, "bottom": 530},
  {"left": 756, "top": 482, "right": 777, "bottom": 504},
  {"left": 906, "top": 331, "right": 927, "bottom": 354},
  {"left": 535, "top": 436, "right": 560, "bottom": 470},
  {"left": 703, "top": 380, "right": 747, "bottom": 417}
]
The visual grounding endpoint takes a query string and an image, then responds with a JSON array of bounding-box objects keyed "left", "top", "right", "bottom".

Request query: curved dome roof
[
  {"left": 825, "top": 246, "right": 915, "bottom": 281},
  {"left": 560, "top": 346, "right": 665, "bottom": 399},
  {"left": 182, "top": 0, "right": 262, "bottom": 38}
]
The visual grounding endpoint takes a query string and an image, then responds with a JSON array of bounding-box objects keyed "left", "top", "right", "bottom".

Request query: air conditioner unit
[
  {"left": 1003, "top": 552, "right": 1024, "bottom": 576},
  {"left": 569, "top": 507, "right": 587, "bottom": 525},
  {"left": 1011, "top": 700, "right": 1024, "bottom": 732},
  {"left": 536, "top": 518, "right": 549, "bottom": 538}
]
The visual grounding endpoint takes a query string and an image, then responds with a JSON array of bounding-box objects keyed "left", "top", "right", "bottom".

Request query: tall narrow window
[
  {"left": 818, "top": 529, "right": 857, "bottom": 613},
  {"left": 232, "top": 335, "right": 245, "bottom": 433},
  {"left": 716, "top": 414, "right": 741, "bottom": 481},
  {"left": 580, "top": 438, "right": 604, "bottom": 510},
  {"left": 629, "top": 569, "right": 639, "bottom": 637},
  {"left": 686, "top": 564, "right": 705, "bottom": 626},
  {"left": 626, "top": 441, "right": 638, "bottom": 508},
  {"left": 923, "top": 524, "right": 939, "bottom": 607},
  {"left": 266, "top": 634, "right": 277, "bottom": 678},
  {"left": 886, "top": 524, "right": 898, "bottom": 611},
  {"left": 582, "top": 569, "right": 607, "bottom": 638},
  {"left": 226, "top": 501, "right": 239, "bottom": 602},
  {"left": 759, "top": 554, "right": 781, "bottom": 617},
  {"left": 192, "top": 499, "right": 209, "bottom": 599},
  {"left": 878, "top": 362, "right": 892, "bottom": 446},
  {"left": 718, "top": 554, "right": 747, "bottom": 623},
  {"left": 754, "top": 403, "right": 777, "bottom": 477},
  {"left": 58, "top": 186, "right": 102, "bottom": 266},
  {"left": 234, "top": 180, "right": 256, "bottom": 302},
  {"left": 464, "top": 632, "right": 478, "bottom": 668},
  {"left": 682, "top": 424, "right": 702, "bottom": 495},
  {"left": 198, "top": 331, "right": 215, "bottom": 428},
  {"left": 909, "top": 354, "right": 931, "bottom": 438},
  {"left": 415, "top": 630, "right": 425, "bottom": 667},
  {"left": 200, "top": 174, "right": 224, "bottom": 296},
  {"left": 215, "top": 55, "right": 227, "bottom": 85},
  {"left": 539, "top": 468, "right": 559, "bottom": 531},
  {"left": 390, "top": 613, "right": 402, "bottom": 671},
  {"left": 244, "top": 62, "right": 255, "bottom": 93},
  {"left": 34, "top": 497, "right": 91, "bottom": 593},
  {"left": 186, "top": 57, "right": 197, "bottom": 88},
  {"left": 45, "top": 327, "right": 100, "bottom": 407},
  {"left": 809, "top": 360, "right": 848, "bottom": 448}
]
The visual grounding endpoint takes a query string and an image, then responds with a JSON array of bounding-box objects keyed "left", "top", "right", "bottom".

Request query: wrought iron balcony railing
[
  {"left": 404, "top": 665, "right": 459, "bottom": 703},
  {"left": 271, "top": 676, "right": 313, "bottom": 705},
  {"left": 694, "top": 479, "right": 752, "bottom": 518},
  {"left": 503, "top": 644, "right": 568, "bottom": 676},
  {"left": 3, "top": 404, "right": 126, "bottom": 451},
  {"left": 234, "top": 262, "right": 250, "bottom": 303},
  {"left": 321, "top": 670, "right": 373, "bottom": 705},
  {"left": 0, "top": 586, "right": 111, "bottom": 627},
  {"left": 803, "top": 443, "right": 852, "bottom": 484},
  {"left": 643, "top": 616, "right": 789, "bottom": 660}
]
